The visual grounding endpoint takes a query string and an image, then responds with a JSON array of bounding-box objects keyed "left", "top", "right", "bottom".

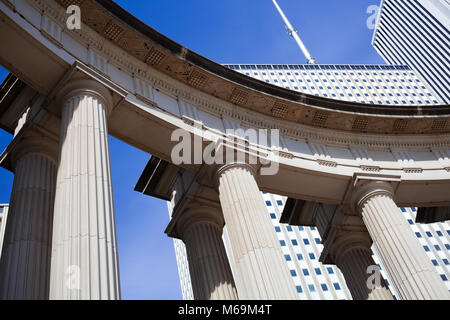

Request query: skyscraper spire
[{"left": 272, "top": 0, "right": 318, "bottom": 64}]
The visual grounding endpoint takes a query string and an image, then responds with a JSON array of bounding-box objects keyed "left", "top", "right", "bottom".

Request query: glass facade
[
  {"left": 224, "top": 64, "right": 442, "bottom": 106},
  {"left": 372, "top": 0, "right": 450, "bottom": 103}
]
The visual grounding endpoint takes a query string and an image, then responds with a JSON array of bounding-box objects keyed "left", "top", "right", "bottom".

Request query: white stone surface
[
  {"left": 49, "top": 81, "right": 120, "bottom": 300},
  {"left": 0, "top": 147, "right": 57, "bottom": 299},
  {"left": 357, "top": 182, "right": 450, "bottom": 300},
  {"left": 216, "top": 164, "right": 299, "bottom": 300}
]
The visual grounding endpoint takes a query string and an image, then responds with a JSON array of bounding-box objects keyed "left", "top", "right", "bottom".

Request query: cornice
[{"left": 25, "top": 0, "right": 450, "bottom": 138}]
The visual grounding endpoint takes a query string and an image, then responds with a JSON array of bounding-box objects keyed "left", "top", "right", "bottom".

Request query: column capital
[
  {"left": 1, "top": 126, "right": 58, "bottom": 172},
  {"left": 11, "top": 136, "right": 58, "bottom": 166},
  {"left": 56, "top": 79, "right": 113, "bottom": 115},
  {"left": 345, "top": 174, "right": 400, "bottom": 214},
  {"left": 213, "top": 162, "right": 257, "bottom": 188},
  {"left": 166, "top": 198, "right": 225, "bottom": 241}
]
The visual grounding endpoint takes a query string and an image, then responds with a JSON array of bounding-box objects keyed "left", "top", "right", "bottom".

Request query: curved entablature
[
  {"left": 52, "top": 0, "right": 450, "bottom": 134},
  {"left": 1, "top": 0, "right": 450, "bottom": 207}
]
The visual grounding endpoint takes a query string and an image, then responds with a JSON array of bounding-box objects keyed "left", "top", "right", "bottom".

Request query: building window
[
  {"left": 270, "top": 213, "right": 276, "bottom": 219},
  {"left": 434, "top": 245, "right": 441, "bottom": 251},
  {"left": 275, "top": 226, "right": 281, "bottom": 232},
  {"left": 333, "top": 283, "right": 341, "bottom": 290},
  {"left": 290, "top": 270, "right": 297, "bottom": 277},
  {"left": 280, "top": 240, "right": 286, "bottom": 247},
  {"left": 292, "top": 239, "right": 298, "bottom": 246},
  {"left": 266, "top": 201, "right": 272, "bottom": 206},
  {"left": 321, "top": 284, "right": 328, "bottom": 292},
  {"left": 327, "top": 267, "right": 334, "bottom": 274},
  {"left": 286, "top": 226, "right": 292, "bottom": 232},
  {"left": 302, "top": 269, "right": 309, "bottom": 276},
  {"left": 415, "top": 232, "right": 422, "bottom": 238},
  {"left": 296, "top": 286, "right": 303, "bottom": 293},
  {"left": 309, "top": 253, "right": 315, "bottom": 260},
  {"left": 277, "top": 200, "right": 283, "bottom": 206},
  {"left": 315, "top": 268, "right": 322, "bottom": 275},
  {"left": 303, "top": 239, "right": 310, "bottom": 245},
  {"left": 431, "top": 259, "right": 438, "bottom": 266},
  {"left": 426, "top": 232, "right": 432, "bottom": 237},
  {"left": 440, "top": 275, "right": 448, "bottom": 281},
  {"left": 423, "top": 245, "right": 430, "bottom": 252},
  {"left": 297, "top": 254, "right": 303, "bottom": 261},
  {"left": 284, "top": 255, "right": 291, "bottom": 261},
  {"left": 308, "top": 284, "right": 316, "bottom": 292}
]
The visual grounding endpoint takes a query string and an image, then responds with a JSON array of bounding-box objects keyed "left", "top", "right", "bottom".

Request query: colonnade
[{"left": 0, "top": 79, "right": 448, "bottom": 300}]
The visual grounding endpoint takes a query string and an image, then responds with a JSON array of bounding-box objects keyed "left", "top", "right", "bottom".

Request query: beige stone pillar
[
  {"left": 215, "top": 163, "right": 298, "bottom": 300},
  {"left": 49, "top": 80, "right": 120, "bottom": 300},
  {"left": 177, "top": 207, "right": 238, "bottom": 300},
  {"left": 353, "top": 181, "right": 450, "bottom": 300},
  {"left": 0, "top": 137, "right": 58, "bottom": 300},
  {"left": 336, "top": 244, "right": 393, "bottom": 300}
]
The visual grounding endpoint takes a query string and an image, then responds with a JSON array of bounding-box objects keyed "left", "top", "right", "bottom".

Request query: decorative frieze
[
  {"left": 317, "top": 159, "right": 338, "bottom": 167},
  {"left": 360, "top": 165, "right": 380, "bottom": 172}
]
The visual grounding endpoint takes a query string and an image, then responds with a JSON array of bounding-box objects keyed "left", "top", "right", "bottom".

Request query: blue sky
[{"left": 0, "top": 0, "right": 385, "bottom": 299}]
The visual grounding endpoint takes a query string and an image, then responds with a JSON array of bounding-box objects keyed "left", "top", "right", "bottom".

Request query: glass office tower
[{"left": 372, "top": 0, "right": 450, "bottom": 103}]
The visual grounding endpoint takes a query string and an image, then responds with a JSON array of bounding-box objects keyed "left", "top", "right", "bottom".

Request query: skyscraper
[
  {"left": 372, "top": 0, "right": 450, "bottom": 103},
  {"left": 224, "top": 64, "right": 442, "bottom": 106},
  {"left": 169, "top": 64, "right": 450, "bottom": 300}
]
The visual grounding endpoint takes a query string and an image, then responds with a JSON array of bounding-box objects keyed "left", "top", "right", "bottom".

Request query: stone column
[
  {"left": 335, "top": 243, "right": 393, "bottom": 300},
  {"left": 353, "top": 181, "right": 450, "bottom": 300},
  {"left": 49, "top": 80, "right": 120, "bottom": 300},
  {"left": 176, "top": 207, "right": 238, "bottom": 300},
  {"left": 215, "top": 163, "right": 298, "bottom": 300},
  {"left": 0, "top": 137, "right": 58, "bottom": 300}
]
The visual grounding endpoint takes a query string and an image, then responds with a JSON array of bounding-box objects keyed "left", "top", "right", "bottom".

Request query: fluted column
[
  {"left": 336, "top": 245, "right": 393, "bottom": 300},
  {"left": 354, "top": 181, "right": 450, "bottom": 300},
  {"left": 49, "top": 80, "right": 120, "bottom": 300},
  {"left": 0, "top": 137, "right": 58, "bottom": 300},
  {"left": 178, "top": 207, "right": 238, "bottom": 300},
  {"left": 215, "top": 163, "right": 298, "bottom": 300}
]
